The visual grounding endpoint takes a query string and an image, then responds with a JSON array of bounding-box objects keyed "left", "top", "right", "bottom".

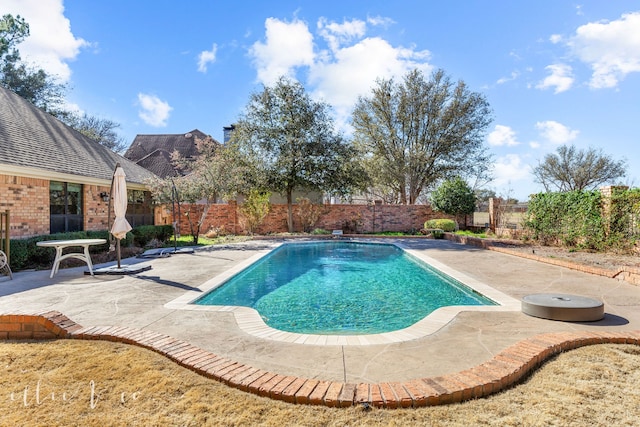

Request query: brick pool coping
[{"left": 1, "top": 310, "right": 639, "bottom": 408}]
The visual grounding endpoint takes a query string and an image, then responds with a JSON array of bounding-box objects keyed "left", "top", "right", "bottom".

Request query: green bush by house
[{"left": 8, "top": 225, "right": 173, "bottom": 271}]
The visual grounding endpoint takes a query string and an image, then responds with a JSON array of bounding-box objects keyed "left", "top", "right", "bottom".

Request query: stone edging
[{"left": 2, "top": 311, "right": 639, "bottom": 408}]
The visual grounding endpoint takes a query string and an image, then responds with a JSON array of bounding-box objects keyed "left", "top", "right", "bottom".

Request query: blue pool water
[{"left": 195, "top": 241, "right": 495, "bottom": 335}]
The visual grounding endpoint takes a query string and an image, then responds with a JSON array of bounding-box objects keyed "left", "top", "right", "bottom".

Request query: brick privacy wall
[
  {"left": 171, "top": 202, "right": 445, "bottom": 235},
  {"left": 164, "top": 203, "right": 240, "bottom": 236}
]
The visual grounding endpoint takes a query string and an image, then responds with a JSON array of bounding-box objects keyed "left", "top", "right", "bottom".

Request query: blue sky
[{"left": 4, "top": 0, "right": 639, "bottom": 200}]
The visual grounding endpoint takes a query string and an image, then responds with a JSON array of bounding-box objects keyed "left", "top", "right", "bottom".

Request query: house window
[
  {"left": 126, "top": 189, "right": 154, "bottom": 227},
  {"left": 50, "top": 181, "right": 83, "bottom": 233}
]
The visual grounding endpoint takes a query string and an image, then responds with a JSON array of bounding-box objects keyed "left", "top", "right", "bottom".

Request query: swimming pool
[{"left": 194, "top": 241, "right": 496, "bottom": 335}]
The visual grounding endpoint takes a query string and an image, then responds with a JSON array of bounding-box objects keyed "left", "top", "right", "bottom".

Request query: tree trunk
[
  {"left": 286, "top": 189, "right": 294, "bottom": 233},
  {"left": 400, "top": 186, "right": 408, "bottom": 205}
]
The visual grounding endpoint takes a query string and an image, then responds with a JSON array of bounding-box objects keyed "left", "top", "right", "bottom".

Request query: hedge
[{"left": 8, "top": 225, "right": 173, "bottom": 271}]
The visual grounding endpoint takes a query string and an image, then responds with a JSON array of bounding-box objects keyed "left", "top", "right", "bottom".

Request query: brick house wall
[
  {"left": 1, "top": 174, "right": 50, "bottom": 237},
  {"left": 83, "top": 184, "right": 112, "bottom": 232},
  {"left": 1, "top": 173, "right": 113, "bottom": 238}
]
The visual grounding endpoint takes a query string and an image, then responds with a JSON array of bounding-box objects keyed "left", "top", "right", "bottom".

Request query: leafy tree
[
  {"left": 430, "top": 177, "right": 476, "bottom": 227},
  {"left": 474, "top": 188, "right": 496, "bottom": 207},
  {"left": 0, "top": 14, "right": 68, "bottom": 117},
  {"left": 0, "top": 14, "right": 29, "bottom": 57},
  {"left": 532, "top": 145, "right": 627, "bottom": 192},
  {"left": 65, "top": 113, "right": 128, "bottom": 153},
  {"left": 352, "top": 68, "right": 493, "bottom": 204},
  {"left": 234, "top": 76, "right": 366, "bottom": 232}
]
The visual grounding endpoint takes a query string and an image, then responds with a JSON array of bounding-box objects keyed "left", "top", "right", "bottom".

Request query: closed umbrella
[{"left": 110, "top": 163, "right": 132, "bottom": 268}]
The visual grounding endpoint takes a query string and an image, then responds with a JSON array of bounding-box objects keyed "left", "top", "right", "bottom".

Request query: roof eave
[{"left": 0, "top": 163, "right": 149, "bottom": 190}]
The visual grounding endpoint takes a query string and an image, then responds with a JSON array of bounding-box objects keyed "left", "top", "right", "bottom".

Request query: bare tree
[
  {"left": 532, "top": 145, "right": 627, "bottom": 192},
  {"left": 65, "top": 113, "right": 128, "bottom": 153}
]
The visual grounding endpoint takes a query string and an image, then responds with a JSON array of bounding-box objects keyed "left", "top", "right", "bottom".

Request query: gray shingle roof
[
  {"left": 0, "top": 86, "right": 156, "bottom": 185},
  {"left": 124, "top": 129, "right": 218, "bottom": 178}
]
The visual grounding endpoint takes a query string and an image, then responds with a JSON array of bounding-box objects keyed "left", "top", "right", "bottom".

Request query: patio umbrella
[{"left": 110, "top": 163, "right": 132, "bottom": 268}]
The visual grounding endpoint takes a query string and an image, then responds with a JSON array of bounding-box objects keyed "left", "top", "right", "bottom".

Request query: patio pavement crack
[
  {"left": 141, "top": 310, "right": 177, "bottom": 329},
  {"left": 341, "top": 345, "right": 347, "bottom": 383}
]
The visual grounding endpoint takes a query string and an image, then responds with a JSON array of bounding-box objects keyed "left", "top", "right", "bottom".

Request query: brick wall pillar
[
  {"left": 488, "top": 197, "right": 500, "bottom": 232},
  {"left": 600, "top": 185, "right": 629, "bottom": 236}
]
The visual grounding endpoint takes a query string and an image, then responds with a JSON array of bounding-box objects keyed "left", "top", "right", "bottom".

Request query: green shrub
[
  {"left": 6, "top": 227, "right": 155, "bottom": 271},
  {"left": 455, "top": 230, "right": 487, "bottom": 238},
  {"left": 432, "top": 230, "right": 444, "bottom": 239},
  {"left": 8, "top": 238, "right": 36, "bottom": 270},
  {"left": 131, "top": 225, "right": 173, "bottom": 247},
  {"left": 424, "top": 219, "right": 456, "bottom": 232},
  {"left": 523, "top": 191, "right": 605, "bottom": 249},
  {"left": 311, "top": 228, "right": 331, "bottom": 235}
]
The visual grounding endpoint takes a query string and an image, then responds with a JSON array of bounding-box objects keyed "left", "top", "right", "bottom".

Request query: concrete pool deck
[{"left": 1, "top": 238, "right": 640, "bottom": 407}]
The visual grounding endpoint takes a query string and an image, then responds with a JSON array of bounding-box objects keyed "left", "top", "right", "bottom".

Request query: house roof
[
  {"left": 124, "top": 129, "right": 218, "bottom": 178},
  {"left": 0, "top": 87, "right": 156, "bottom": 186}
]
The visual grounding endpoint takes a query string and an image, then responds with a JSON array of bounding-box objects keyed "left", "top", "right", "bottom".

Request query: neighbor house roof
[
  {"left": 124, "top": 129, "right": 219, "bottom": 178},
  {"left": 0, "top": 86, "right": 156, "bottom": 186}
]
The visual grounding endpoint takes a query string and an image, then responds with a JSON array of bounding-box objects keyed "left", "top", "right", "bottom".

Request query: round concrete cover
[{"left": 521, "top": 293, "right": 604, "bottom": 322}]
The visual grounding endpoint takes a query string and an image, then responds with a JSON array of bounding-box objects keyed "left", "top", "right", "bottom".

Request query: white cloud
[
  {"left": 248, "top": 16, "right": 431, "bottom": 132},
  {"left": 197, "top": 44, "right": 217, "bottom": 73},
  {"left": 137, "top": 93, "right": 172, "bottom": 127},
  {"left": 317, "top": 17, "right": 366, "bottom": 52},
  {"left": 249, "top": 17, "right": 315, "bottom": 85},
  {"left": 366, "top": 15, "right": 395, "bottom": 27},
  {"left": 311, "top": 37, "right": 431, "bottom": 103},
  {"left": 567, "top": 12, "right": 640, "bottom": 89},
  {"left": 549, "top": 34, "right": 563, "bottom": 44},
  {"left": 496, "top": 71, "right": 519, "bottom": 85},
  {"left": 492, "top": 154, "right": 532, "bottom": 189},
  {"left": 535, "top": 120, "right": 579, "bottom": 144},
  {"left": 487, "top": 125, "right": 520, "bottom": 147},
  {"left": 536, "top": 64, "right": 574, "bottom": 93},
  {"left": 2, "top": 0, "right": 90, "bottom": 82}
]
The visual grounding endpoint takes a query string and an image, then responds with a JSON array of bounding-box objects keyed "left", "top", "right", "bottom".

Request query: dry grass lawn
[{"left": 1, "top": 340, "right": 639, "bottom": 426}]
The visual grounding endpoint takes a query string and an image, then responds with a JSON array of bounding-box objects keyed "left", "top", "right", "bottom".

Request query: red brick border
[
  {"left": 1, "top": 311, "right": 639, "bottom": 408},
  {"left": 443, "top": 233, "right": 640, "bottom": 286}
]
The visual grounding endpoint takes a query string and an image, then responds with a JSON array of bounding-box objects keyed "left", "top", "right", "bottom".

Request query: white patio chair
[{"left": 0, "top": 250, "right": 12, "bottom": 279}]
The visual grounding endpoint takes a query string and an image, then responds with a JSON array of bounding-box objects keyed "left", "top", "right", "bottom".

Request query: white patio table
[{"left": 37, "top": 239, "right": 107, "bottom": 278}]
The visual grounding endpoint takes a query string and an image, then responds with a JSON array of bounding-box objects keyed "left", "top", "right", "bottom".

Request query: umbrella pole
[
  {"left": 117, "top": 239, "right": 121, "bottom": 269},
  {"left": 171, "top": 178, "right": 179, "bottom": 252}
]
